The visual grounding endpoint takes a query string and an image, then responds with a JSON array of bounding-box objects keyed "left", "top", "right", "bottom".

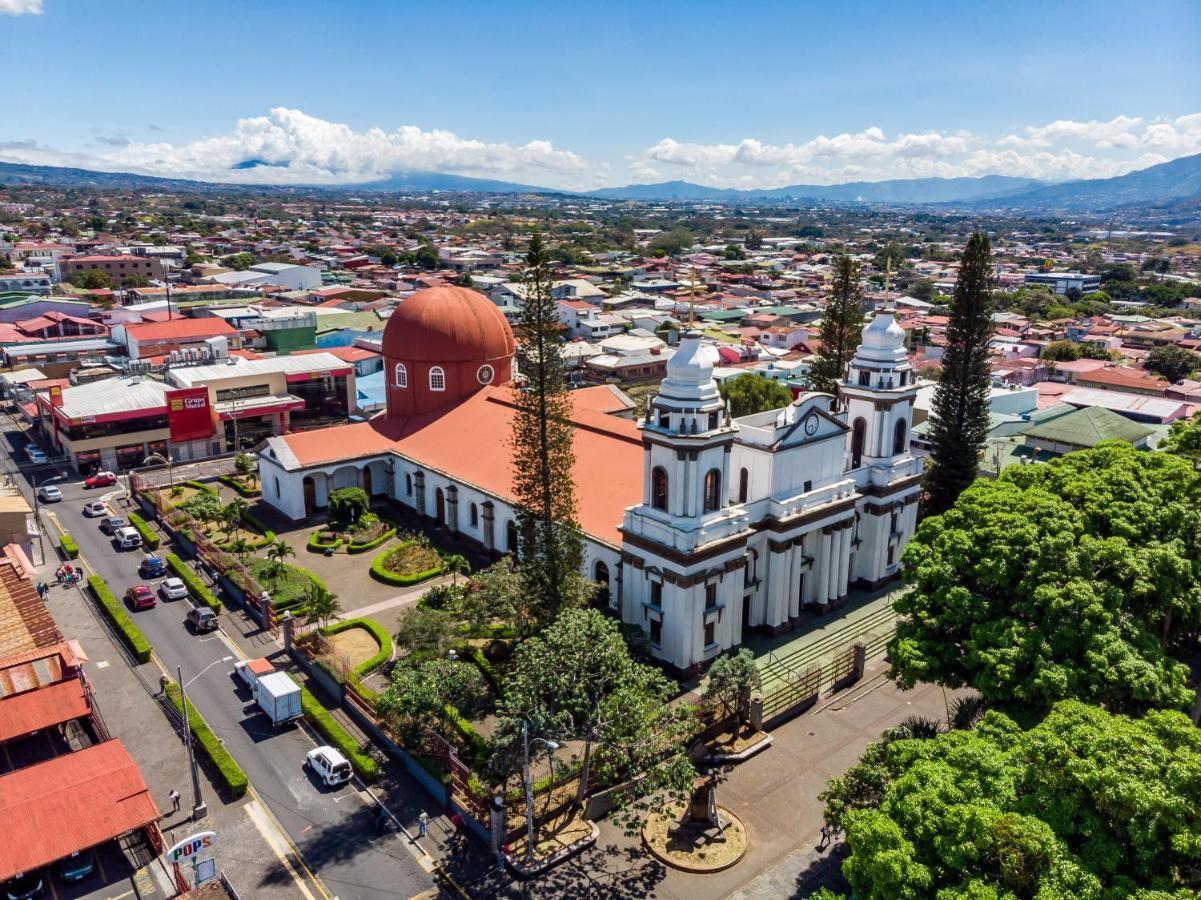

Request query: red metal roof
[
  {"left": 0, "top": 740, "right": 159, "bottom": 880},
  {"left": 124, "top": 318, "right": 236, "bottom": 342},
  {"left": 0, "top": 678, "right": 89, "bottom": 742}
]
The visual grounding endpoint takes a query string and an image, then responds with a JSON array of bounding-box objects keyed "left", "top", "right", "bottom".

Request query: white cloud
[
  {"left": 0, "top": 107, "right": 589, "bottom": 187},
  {"left": 634, "top": 113, "right": 1201, "bottom": 187},
  {"left": 0, "top": 0, "right": 42, "bottom": 15}
]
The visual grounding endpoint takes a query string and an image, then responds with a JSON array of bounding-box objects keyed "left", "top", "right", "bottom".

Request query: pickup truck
[
  {"left": 254, "top": 671, "right": 303, "bottom": 727},
  {"left": 234, "top": 658, "right": 276, "bottom": 691}
]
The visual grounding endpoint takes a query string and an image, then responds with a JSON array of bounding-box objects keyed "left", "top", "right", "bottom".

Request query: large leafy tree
[
  {"left": 510, "top": 231, "right": 586, "bottom": 626},
  {"left": 1145, "top": 344, "right": 1201, "bottom": 384},
  {"left": 718, "top": 373, "right": 793, "bottom": 417},
  {"left": 924, "top": 231, "right": 995, "bottom": 514},
  {"left": 807, "top": 254, "right": 866, "bottom": 395},
  {"left": 824, "top": 701, "right": 1201, "bottom": 899},
  {"left": 495, "top": 609, "right": 696, "bottom": 819},
  {"left": 891, "top": 443, "right": 1201, "bottom": 718}
]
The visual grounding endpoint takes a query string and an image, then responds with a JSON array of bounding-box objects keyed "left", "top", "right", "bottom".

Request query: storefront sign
[
  {"left": 47, "top": 384, "right": 63, "bottom": 407},
  {"left": 166, "top": 387, "right": 215, "bottom": 443},
  {"left": 167, "top": 831, "right": 216, "bottom": 864}
]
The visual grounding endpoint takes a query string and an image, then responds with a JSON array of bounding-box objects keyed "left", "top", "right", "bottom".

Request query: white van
[{"left": 114, "top": 526, "right": 142, "bottom": 550}]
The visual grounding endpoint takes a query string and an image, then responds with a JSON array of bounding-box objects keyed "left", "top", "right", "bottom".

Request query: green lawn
[{"left": 248, "top": 557, "right": 317, "bottom": 610}]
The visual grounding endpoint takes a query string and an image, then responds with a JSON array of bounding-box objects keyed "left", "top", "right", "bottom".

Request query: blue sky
[{"left": 3, "top": 0, "right": 1200, "bottom": 189}]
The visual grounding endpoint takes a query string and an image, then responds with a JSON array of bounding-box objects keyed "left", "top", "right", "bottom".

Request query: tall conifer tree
[
  {"left": 510, "top": 231, "right": 585, "bottom": 625},
  {"left": 808, "top": 255, "right": 866, "bottom": 395},
  {"left": 925, "top": 231, "right": 995, "bottom": 514}
]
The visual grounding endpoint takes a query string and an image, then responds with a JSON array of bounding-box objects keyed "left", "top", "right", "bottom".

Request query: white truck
[
  {"left": 253, "top": 671, "right": 303, "bottom": 727},
  {"left": 234, "top": 658, "right": 275, "bottom": 691}
]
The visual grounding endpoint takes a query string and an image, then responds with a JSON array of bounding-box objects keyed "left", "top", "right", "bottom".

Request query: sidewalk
[{"left": 41, "top": 559, "right": 307, "bottom": 899}]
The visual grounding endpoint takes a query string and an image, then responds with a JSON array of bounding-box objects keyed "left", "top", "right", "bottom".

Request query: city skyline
[{"left": 4, "top": 0, "right": 1199, "bottom": 190}]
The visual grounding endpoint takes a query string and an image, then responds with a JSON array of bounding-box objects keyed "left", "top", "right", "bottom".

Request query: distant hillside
[
  {"left": 980, "top": 153, "right": 1201, "bottom": 211},
  {"left": 351, "top": 170, "right": 559, "bottom": 194},
  {"left": 0, "top": 161, "right": 242, "bottom": 192},
  {"left": 589, "top": 174, "right": 1046, "bottom": 203}
]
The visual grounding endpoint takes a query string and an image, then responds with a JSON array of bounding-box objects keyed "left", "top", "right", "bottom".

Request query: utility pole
[{"left": 177, "top": 665, "right": 207, "bottom": 820}]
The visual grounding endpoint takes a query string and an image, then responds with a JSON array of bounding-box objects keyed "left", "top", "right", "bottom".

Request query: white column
[
  {"left": 787, "top": 543, "right": 803, "bottom": 619},
  {"left": 816, "top": 530, "right": 832, "bottom": 604},
  {"left": 837, "top": 526, "right": 853, "bottom": 598},
  {"left": 828, "top": 529, "right": 842, "bottom": 602}
]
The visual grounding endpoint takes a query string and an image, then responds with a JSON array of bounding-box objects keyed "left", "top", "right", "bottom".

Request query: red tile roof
[
  {"left": 124, "top": 318, "right": 236, "bottom": 341},
  {"left": 0, "top": 678, "right": 90, "bottom": 742},
  {"left": 0, "top": 740, "right": 159, "bottom": 880}
]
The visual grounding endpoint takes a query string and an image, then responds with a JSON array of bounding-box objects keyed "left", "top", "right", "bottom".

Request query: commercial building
[
  {"left": 1023, "top": 271, "right": 1102, "bottom": 295},
  {"left": 62, "top": 255, "right": 163, "bottom": 288}
]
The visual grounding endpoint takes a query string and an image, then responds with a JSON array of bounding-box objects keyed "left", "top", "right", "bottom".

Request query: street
[{"left": 2, "top": 420, "right": 436, "bottom": 900}]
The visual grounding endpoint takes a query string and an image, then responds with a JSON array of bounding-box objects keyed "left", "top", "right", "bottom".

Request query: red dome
[{"left": 383, "top": 286, "right": 515, "bottom": 363}]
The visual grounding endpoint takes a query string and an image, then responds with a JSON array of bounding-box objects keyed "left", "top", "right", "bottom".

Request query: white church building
[{"left": 258, "top": 286, "right": 921, "bottom": 676}]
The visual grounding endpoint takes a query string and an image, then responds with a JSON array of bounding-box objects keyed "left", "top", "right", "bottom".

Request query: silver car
[{"left": 160, "top": 577, "right": 188, "bottom": 601}]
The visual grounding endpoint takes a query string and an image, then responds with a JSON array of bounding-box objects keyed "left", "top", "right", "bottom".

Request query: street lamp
[
  {"left": 32, "top": 472, "right": 64, "bottom": 566},
  {"left": 125, "top": 452, "right": 171, "bottom": 505},
  {"left": 178, "top": 656, "right": 232, "bottom": 820},
  {"left": 521, "top": 720, "right": 559, "bottom": 861}
]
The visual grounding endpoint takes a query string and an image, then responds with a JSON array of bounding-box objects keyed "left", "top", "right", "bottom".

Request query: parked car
[
  {"left": 140, "top": 556, "right": 167, "bottom": 578},
  {"left": 186, "top": 606, "right": 218, "bottom": 632},
  {"left": 84, "top": 471, "right": 117, "bottom": 489},
  {"left": 160, "top": 577, "right": 188, "bottom": 601},
  {"left": 125, "top": 585, "right": 155, "bottom": 610},
  {"left": 36, "top": 485, "right": 62, "bottom": 503},
  {"left": 56, "top": 850, "right": 94, "bottom": 883},
  {"left": 3, "top": 869, "right": 44, "bottom": 899},
  {"left": 25, "top": 446, "right": 46, "bottom": 465},
  {"left": 82, "top": 500, "right": 108, "bottom": 517},
  {"left": 99, "top": 516, "right": 126, "bottom": 534},
  {"left": 114, "top": 527, "right": 142, "bottom": 551},
  {"left": 305, "top": 746, "right": 352, "bottom": 787}
]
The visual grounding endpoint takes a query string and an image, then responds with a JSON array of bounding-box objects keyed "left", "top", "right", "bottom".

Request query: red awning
[
  {"left": 0, "top": 678, "right": 90, "bottom": 742},
  {"left": 0, "top": 741, "right": 160, "bottom": 880}
]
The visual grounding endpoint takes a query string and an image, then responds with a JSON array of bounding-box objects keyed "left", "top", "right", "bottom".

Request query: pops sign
[{"left": 167, "top": 831, "right": 216, "bottom": 865}]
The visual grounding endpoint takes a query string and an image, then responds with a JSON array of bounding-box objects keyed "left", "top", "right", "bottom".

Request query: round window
[{"left": 477, "top": 364, "right": 495, "bottom": 385}]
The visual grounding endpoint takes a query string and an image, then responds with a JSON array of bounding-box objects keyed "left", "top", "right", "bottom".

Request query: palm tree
[
  {"left": 220, "top": 499, "right": 249, "bottom": 541},
  {"left": 267, "top": 539, "right": 295, "bottom": 576},
  {"left": 304, "top": 583, "right": 342, "bottom": 631},
  {"left": 443, "top": 553, "right": 469, "bottom": 587},
  {"left": 228, "top": 537, "right": 254, "bottom": 568}
]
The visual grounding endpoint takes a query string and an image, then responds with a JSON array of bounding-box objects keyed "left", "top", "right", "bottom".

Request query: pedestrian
[
  {"left": 496, "top": 847, "right": 505, "bottom": 872},
  {"left": 169, "top": 789, "right": 180, "bottom": 813},
  {"left": 819, "top": 823, "right": 831, "bottom": 850},
  {"left": 159, "top": 673, "right": 170, "bottom": 693},
  {"left": 417, "top": 810, "right": 428, "bottom": 838},
  {"left": 73, "top": 565, "right": 82, "bottom": 584}
]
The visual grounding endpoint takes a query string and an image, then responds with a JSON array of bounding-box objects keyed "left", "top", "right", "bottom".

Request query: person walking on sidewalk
[
  {"left": 417, "top": 811, "right": 428, "bottom": 838},
  {"left": 169, "top": 789, "right": 180, "bottom": 813},
  {"left": 818, "top": 823, "right": 831, "bottom": 850}
]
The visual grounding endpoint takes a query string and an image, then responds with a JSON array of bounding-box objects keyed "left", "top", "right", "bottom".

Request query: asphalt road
[{"left": 3, "top": 422, "right": 435, "bottom": 900}]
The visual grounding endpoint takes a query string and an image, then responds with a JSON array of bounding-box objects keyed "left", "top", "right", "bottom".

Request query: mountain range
[{"left": 0, "top": 152, "right": 1198, "bottom": 213}]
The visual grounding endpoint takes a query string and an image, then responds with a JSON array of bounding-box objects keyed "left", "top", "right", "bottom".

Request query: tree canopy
[
  {"left": 824, "top": 701, "right": 1201, "bottom": 899},
  {"left": 891, "top": 442, "right": 1201, "bottom": 718},
  {"left": 718, "top": 373, "right": 793, "bottom": 417},
  {"left": 808, "top": 254, "right": 866, "bottom": 395},
  {"left": 1145, "top": 344, "right": 1200, "bottom": 385}
]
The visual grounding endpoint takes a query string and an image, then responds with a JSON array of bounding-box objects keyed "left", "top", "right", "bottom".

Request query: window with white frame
[
  {"left": 429, "top": 366, "right": 445, "bottom": 391},
  {"left": 395, "top": 363, "right": 407, "bottom": 388}
]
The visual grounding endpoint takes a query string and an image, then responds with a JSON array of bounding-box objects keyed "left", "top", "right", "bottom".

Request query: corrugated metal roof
[
  {"left": 0, "top": 678, "right": 89, "bottom": 742},
  {"left": 168, "top": 352, "right": 348, "bottom": 387},
  {"left": 55, "top": 377, "right": 169, "bottom": 419},
  {"left": 0, "top": 740, "right": 159, "bottom": 880}
]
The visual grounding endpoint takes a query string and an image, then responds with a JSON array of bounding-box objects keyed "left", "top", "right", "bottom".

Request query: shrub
[
  {"left": 467, "top": 646, "right": 501, "bottom": 696},
  {"left": 346, "top": 525, "right": 396, "bottom": 554},
  {"left": 165, "top": 553, "right": 223, "bottom": 613},
  {"left": 320, "top": 617, "right": 393, "bottom": 676},
  {"left": 328, "top": 486, "right": 369, "bottom": 525},
  {"left": 59, "top": 533, "right": 80, "bottom": 559},
  {"left": 164, "top": 681, "right": 248, "bottom": 798},
  {"left": 219, "top": 474, "right": 260, "bottom": 498},
  {"left": 307, "top": 530, "right": 343, "bottom": 553},
  {"left": 127, "top": 512, "right": 160, "bottom": 550},
  {"left": 299, "top": 687, "right": 379, "bottom": 782},
  {"left": 218, "top": 509, "right": 275, "bottom": 550},
  {"left": 184, "top": 479, "right": 218, "bottom": 494},
  {"left": 444, "top": 703, "right": 490, "bottom": 770},
  {"left": 369, "top": 541, "right": 444, "bottom": 586},
  {"left": 86, "top": 575, "right": 152, "bottom": 663}
]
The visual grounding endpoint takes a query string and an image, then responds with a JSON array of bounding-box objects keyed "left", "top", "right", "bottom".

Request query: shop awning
[{"left": 215, "top": 394, "right": 306, "bottom": 420}]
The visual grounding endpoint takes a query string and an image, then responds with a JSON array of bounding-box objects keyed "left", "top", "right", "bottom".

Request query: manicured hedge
[
  {"left": 444, "top": 703, "right": 490, "bottom": 770},
  {"left": 219, "top": 474, "right": 260, "bottom": 498},
  {"left": 369, "top": 543, "right": 445, "bottom": 586},
  {"left": 164, "top": 681, "right": 249, "bottom": 798},
  {"left": 320, "top": 617, "right": 393, "bottom": 677},
  {"left": 166, "top": 553, "right": 223, "bottom": 613},
  {"left": 299, "top": 687, "right": 379, "bottom": 782},
  {"left": 307, "top": 530, "right": 343, "bottom": 553},
  {"left": 126, "top": 511, "right": 160, "bottom": 550},
  {"left": 346, "top": 526, "right": 397, "bottom": 554},
  {"left": 184, "top": 479, "right": 217, "bottom": 494},
  {"left": 467, "top": 646, "right": 501, "bottom": 696},
  {"left": 59, "top": 533, "right": 80, "bottom": 559},
  {"left": 86, "top": 575, "right": 152, "bottom": 663},
  {"left": 217, "top": 509, "right": 276, "bottom": 551}
]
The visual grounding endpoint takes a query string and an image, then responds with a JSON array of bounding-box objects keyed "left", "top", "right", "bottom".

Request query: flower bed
[
  {"left": 307, "top": 529, "right": 343, "bottom": 553},
  {"left": 219, "top": 474, "right": 261, "bottom": 498},
  {"left": 86, "top": 575, "right": 153, "bottom": 663},
  {"left": 369, "top": 541, "right": 445, "bottom": 586},
  {"left": 215, "top": 510, "right": 276, "bottom": 550},
  {"left": 320, "top": 617, "right": 392, "bottom": 677},
  {"left": 347, "top": 525, "right": 397, "bottom": 553}
]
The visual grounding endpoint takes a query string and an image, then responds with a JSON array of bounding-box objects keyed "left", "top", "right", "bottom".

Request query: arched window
[
  {"left": 651, "top": 466, "right": 669, "bottom": 511},
  {"left": 404, "top": 472, "right": 413, "bottom": 495},
  {"left": 893, "top": 418, "right": 908, "bottom": 456},
  {"left": 470, "top": 503, "right": 479, "bottom": 528},
  {"left": 429, "top": 366, "right": 445, "bottom": 391},
  {"left": 703, "top": 468, "right": 722, "bottom": 512},
  {"left": 594, "top": 561, "right": 611, "bottom": 607},
  {"left": 394, "top": 363, "right": 407, "bottom": 388},
  {"left": 851, "top": 417, "right": 866, "bottom": 468},
  {"left": 738, "top": 467, "right": 749, "bottom": 503}
]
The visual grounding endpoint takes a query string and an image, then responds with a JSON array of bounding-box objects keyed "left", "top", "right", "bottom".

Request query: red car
[
  {"left": 85, "top": 471, "right": 118, "bottom": 488},
  {"left": 125, "top": 584, "right": 156, "bottom": 610}
]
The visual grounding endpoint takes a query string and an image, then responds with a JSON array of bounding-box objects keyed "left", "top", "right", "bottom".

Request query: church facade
[{"left": 258, "top": 286, "right": 921, "bottom": 676}]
